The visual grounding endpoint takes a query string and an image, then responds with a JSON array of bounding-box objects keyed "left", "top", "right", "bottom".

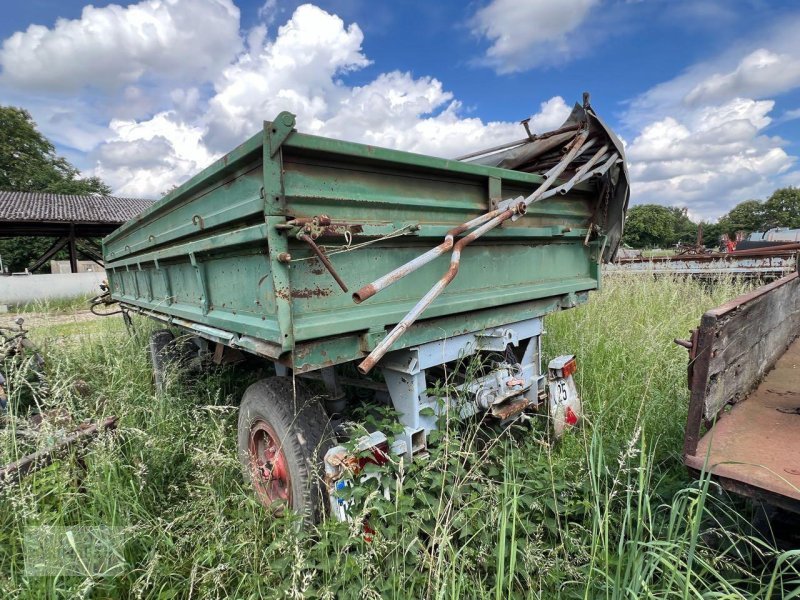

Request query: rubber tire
[
  {"left": 237, "top": 377, "right": 335, "bottom": 523},
  {"left": 149, "top": 329, "right": 175, "bottom": 394}
]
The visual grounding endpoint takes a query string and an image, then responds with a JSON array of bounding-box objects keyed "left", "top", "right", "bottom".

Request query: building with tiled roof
[
  {"left": 0, "top": 191, "right": 153, "bottom": 236},
  {"left": 0, "top": 191, "right": 154, "bottom": 272}
]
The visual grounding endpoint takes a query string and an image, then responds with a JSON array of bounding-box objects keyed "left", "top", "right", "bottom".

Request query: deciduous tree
[
  {"left": 622, "top": 204, "right": 698, "bottom": 248},
  {"left": 763, "top": 187, "right": 800, "bottom": 229}
]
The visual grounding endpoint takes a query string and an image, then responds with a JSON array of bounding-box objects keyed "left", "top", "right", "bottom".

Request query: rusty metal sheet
[{"left": 686, "top": 337, "right": 800, "bottom": 503}]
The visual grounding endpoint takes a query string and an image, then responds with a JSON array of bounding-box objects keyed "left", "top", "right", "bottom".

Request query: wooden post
[{"left": 68, "top": 224, "right": 78, "bottom": 273}]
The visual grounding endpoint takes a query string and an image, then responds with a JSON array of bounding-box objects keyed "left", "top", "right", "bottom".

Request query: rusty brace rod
[
  {"left": 354, "top": 130, "right": 592, "bottom": 303},
  {"left": 523, "top": 130, "right": 590, "bottom": 205},
  {"left": 557, "top": 145, "right": 609, "bottom": 194},
  {"left": 541, "top": 135, "right": 595, "bottom": 180},
  {"left": 535, "top": 149, "right": 618, "bottom": 202},
  {"left": 297, "top": 232, "right": 349, "bottom": 292},
  {"left": 355, "top": 130, "right": 592, "bottom": 373},
  {"left": 358, "top": 207, "right": 518, "bottom": 374},
  {"left": 352, "top": 209, "right": 506, "bottom": 303},
  {"left": 454, "top": 122, "right": 583, "bottom": 162}
]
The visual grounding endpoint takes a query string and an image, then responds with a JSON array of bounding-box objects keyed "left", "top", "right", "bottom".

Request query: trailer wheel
[
  {"left": 237, "top": 377, "right": 334, "bottom": 522},
  {"left": 148, "top": 329, "right": 175, "bottom": 394}
]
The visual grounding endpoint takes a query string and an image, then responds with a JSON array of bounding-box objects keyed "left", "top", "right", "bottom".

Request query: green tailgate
[{"left": 103, "top": 112, "right": 611, "bottom": 371}]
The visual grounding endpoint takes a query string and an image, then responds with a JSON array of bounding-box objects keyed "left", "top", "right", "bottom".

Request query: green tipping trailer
[{"left": 103, "top": 99, "right": 628, "bottom": 520}]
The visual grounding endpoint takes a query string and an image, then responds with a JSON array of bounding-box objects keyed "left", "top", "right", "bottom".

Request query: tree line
[{"left": 622, "top": 189, "right": 800, "bottom": 249}]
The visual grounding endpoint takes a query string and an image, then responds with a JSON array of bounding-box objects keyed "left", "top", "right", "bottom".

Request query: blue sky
[{"left": 2, "top": 0, "right": 800, "bottom": 219}]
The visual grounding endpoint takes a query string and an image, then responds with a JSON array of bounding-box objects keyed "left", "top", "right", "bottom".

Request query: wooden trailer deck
[
  {"left": 683, "top": 271, "right": 800, "bottom": 511},
  {"left": 685, "top": 336, "right": 800, "bottom": 503}
]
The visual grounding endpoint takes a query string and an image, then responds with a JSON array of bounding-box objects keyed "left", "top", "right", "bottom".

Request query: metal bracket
[
  {"left": 488, "top": 177, "right": 501, "bottom": 211},
  {"left": 360, "top": 327, "right": 386, "bottom": 353},
  {"left": 189, "top": 252, "right": 210, "bottom": 314},
  {"left": 267, "top": 112, "right": 296, "bottom": 157},
  {"left": 153, "top": 259, "right": 173, "bottom": 305}
]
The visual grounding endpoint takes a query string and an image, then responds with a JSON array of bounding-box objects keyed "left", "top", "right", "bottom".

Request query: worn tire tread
[
  {"left": 148, "top": 329, "right": 174, "bottom": 394},
  {"left": 237, "top": 376, "right": 335, "bottom": 522}
]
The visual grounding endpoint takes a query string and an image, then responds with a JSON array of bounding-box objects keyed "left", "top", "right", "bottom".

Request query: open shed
[{"left": 0, "top": 191, "right": 153, "bottom": 272}]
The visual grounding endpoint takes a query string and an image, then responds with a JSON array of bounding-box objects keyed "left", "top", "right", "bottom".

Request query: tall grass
[
  {"left": 1, "top": 273, "right": 798, "bottom": 598},
  {"left": 10, "top": 294, "right": 94, "bottom": 315}
]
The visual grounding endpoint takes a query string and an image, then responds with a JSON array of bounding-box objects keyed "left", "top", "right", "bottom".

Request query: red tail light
[
  {"left": 565, "top": 406, "right": 578, "bottom": 426},
  {"left": 562, "top": 358, "right": 577, "bottom": 378}
]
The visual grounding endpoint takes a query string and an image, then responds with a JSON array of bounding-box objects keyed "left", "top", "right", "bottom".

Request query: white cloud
[
  {"left": 470, "top": 0, "right": 599, "bottom": 73},
  {"left": 205, "top": 4, "right": 570, "bottom": 156},
  {"left": 205, "top": 3, "right": 370, "bottom": 150},
  {"left": 619, "top": 13, "right": 800, "bottom": 220},
  {"left": 258, "top": 0, "right": 279, "bottom": 26},
  {"left": 625, "top": 98, "right": 794, "bottom": 218},
  {"left": 0, "top": 0, "right": 241, "bottom": 91},
  {"left": 92, "top": 112, "right": 215, "bottom": 198},
  {"left": 685, "top": 49, "right": 800, "bottom": 105},
  {"left": 90, "top": 4, "right": 571, "bottom": 198}
]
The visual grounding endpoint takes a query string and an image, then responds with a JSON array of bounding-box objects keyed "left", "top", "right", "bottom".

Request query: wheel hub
[{"left": 248, "top": 420, "right": 292, "bottom": 508}]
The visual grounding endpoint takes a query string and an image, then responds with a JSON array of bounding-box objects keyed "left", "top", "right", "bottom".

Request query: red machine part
[{"left": 248, "top": 420, "right": 292, "bottom": 506}]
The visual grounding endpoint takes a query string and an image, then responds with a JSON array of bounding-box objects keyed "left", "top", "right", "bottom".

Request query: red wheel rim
[{"left": 248, "top": 420, "right": 292, "bottom": 508}]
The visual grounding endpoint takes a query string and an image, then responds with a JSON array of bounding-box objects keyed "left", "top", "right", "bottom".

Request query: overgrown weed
[{"left": 1, "top": 274, "right": 798, "bottom": 598}]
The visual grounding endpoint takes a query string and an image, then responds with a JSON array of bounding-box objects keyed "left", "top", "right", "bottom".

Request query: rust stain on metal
[
  {"left": 290, "top": 286, "right": 333, "bottom": 298},
  {"left": 491, "top": 396, "right": 532, "bottom": 420},
  {"left": 297, "top": 232, "right": 348, "bottom": 292}
]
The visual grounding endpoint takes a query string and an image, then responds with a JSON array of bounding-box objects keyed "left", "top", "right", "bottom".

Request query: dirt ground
[{"left": 3, "top": 309, "right": 101, "bottom": 329}]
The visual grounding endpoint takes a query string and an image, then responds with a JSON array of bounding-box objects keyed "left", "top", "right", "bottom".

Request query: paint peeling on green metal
[{"left": 103, "top": 112, "right": 614, "bottom": 372}]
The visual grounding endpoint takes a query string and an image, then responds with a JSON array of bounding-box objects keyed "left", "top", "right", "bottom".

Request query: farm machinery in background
[
  {"left": 610, "top": 222, "right": 799, "bottom": 279},
  {"left": 0, "top": 317, "right": 117, "bottom": 486},
  {"left": 610, "top": 230, "right": 799, "bottom": 279},
  {"left": 0, "top": 317, "right": 45, "bottom": 411},
  {"left": 97, "top": 95, "right": 629, "bottom": 521}
]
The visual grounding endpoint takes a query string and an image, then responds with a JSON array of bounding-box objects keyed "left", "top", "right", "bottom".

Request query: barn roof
[{"left": 0, "top": 191, "right": 153, "bottom": 225}]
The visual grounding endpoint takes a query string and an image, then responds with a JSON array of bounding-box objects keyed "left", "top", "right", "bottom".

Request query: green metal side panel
[{"left": 104, "top": 112, "right": 605, "bottom": 371}]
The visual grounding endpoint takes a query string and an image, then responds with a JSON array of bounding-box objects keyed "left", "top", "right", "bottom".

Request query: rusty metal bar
[
  {"left": 352, "top": 209, "right": 505, "bottom": 303},
  {"left": 541, "top": 134, "right": 594, "bottom": 180},
  {"left": 524, "top": 131, "right": 590, "bottom": 202},
  {"left": 537, "top": 151, "right": 619, "bottom": 202},
  {"left": 581, "top": 152, "right": 621, "bottom": 180},
  {"left": 0, "top": 416, "right": 118, "bottom": 485},
  {"left": 358, "top": 208, "right": 517, "bottom": 374},
  {"left": 298, "top": 232, "right": 349, "bottom": 292},
  {"left": 618, "top": 243, "right": 800, "bottom": 265},
  {"left": 454, "top": 138, "right": 528, "bottom": 162},
  {"left": 557, "top": 145, "right": 610, "bottom": 194},
  {"left": 454, "top": 122, "right": 584, "bottom": 162}
]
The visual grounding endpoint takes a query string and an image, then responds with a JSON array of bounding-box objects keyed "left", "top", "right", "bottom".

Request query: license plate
[{"left": 548, "top": 375, "right": 581, "bottom": 437}]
